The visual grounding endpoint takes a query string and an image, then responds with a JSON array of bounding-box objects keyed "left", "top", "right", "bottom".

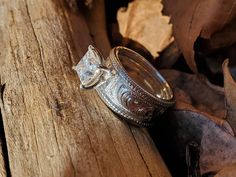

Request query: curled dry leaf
[
  {"left": 160, "top": 69, "right": 225, "bottom": 118},
  {"left": 223, "top": 59, "right": 236, "bottom": 134},
  {"left": 117, "top": 0, "right": 173, "bottom": 58},
  {"left": 197, "top": 60, "right": 236, "bottom": 175},
  {"left": 163, "top": 0, "right": 236, "bottom": 73}
]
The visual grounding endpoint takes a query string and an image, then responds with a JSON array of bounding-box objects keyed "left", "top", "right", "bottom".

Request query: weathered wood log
[
  {"left": 0, "top": 138, "right": 6, "bottom": 177},
  {"left": 0, "top": 0, "right": 171, "bottom": 176}
]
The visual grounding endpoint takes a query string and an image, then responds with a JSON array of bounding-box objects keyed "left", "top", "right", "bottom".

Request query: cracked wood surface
[{"left": 0, "top": 0, "right": 171, "bottom": 176}]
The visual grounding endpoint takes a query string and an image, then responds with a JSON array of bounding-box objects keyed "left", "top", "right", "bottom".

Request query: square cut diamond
[{"left": 73, "top": 45, "right": 102, "bottom": 87}]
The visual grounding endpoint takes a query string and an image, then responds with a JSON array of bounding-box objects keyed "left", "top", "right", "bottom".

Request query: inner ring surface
[{"left": 115, "top": 47, "right": 173, "bottom": 101}]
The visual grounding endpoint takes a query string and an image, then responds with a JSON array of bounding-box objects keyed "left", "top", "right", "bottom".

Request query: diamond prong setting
[{"left": 73, "top": 45, "right": 104, "bottom": 89}]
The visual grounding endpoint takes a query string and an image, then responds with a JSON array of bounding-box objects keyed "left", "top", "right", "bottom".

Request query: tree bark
[{"left": 0, "top": 0, "right": 171, "bottom": 176}]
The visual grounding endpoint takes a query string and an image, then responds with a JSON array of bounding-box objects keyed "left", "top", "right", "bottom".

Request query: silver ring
[{"left": 73, "top": 45, "right": 175, "bottom": 126}]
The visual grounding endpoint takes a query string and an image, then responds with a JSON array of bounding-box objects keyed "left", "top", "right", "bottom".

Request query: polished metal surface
[{"left": 73, "top": 45, "right": 175, "bottom": 126}]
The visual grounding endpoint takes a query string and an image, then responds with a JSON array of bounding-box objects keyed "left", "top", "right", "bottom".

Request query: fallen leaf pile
[
  {"left": 156, "top": 60, "right": 236, "bottom": 176},
  {"left": 107, "top": 0, "right": 236, "bottom": 176}
]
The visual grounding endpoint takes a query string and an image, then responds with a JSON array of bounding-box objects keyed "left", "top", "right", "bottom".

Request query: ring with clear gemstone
[{"left": 73, "top": 45, "right": 175, "bottom": 126}]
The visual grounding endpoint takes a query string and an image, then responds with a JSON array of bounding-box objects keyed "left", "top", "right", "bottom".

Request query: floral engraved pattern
[{"left": 117, "top": 84, "right": 155, "bottom": 121}]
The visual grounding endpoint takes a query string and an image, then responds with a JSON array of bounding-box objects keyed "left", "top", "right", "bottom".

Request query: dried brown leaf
[
  {"left": 197, "top": 60, "right": 236, "bottom": 175},
  {"left": 161, "top": 69, "right": 225, "bottom": 118},
  {"left": 117, "top": 0, "right": 173, "bottom": 57},
  {"left": 223, "top": 59, "right": 236, "bottom": 134},
  {"left": 154, "top": 104, "right": 234, "bottom": 176},
  {"left": 163, "top": 0, "right": 236, "bottom": 72},
  {"left": 153, "top": 107, "right": 232, "bottom": 176},
  {"left": 209, "top": 18, "right": 236, "bottom": 50},
  {"left": 200, "top": 124, "right": 236, "bottom": 174}
]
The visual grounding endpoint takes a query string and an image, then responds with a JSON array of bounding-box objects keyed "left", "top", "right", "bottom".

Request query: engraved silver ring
[{"left": 73, "top": 45, "right": 175, "bottom": 126}]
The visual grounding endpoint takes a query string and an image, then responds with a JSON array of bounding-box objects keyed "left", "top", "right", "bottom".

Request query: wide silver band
[{"left": 73, "top": 45, "right": 174, "bottom": 126}]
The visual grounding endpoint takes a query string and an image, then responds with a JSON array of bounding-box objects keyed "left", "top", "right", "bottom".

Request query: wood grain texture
[
  {"left": 0, "top": 139, "right": 6, "bottom": 177},
  {"left": 0, "top": 0, "right": 171, "bottom": 176}
]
